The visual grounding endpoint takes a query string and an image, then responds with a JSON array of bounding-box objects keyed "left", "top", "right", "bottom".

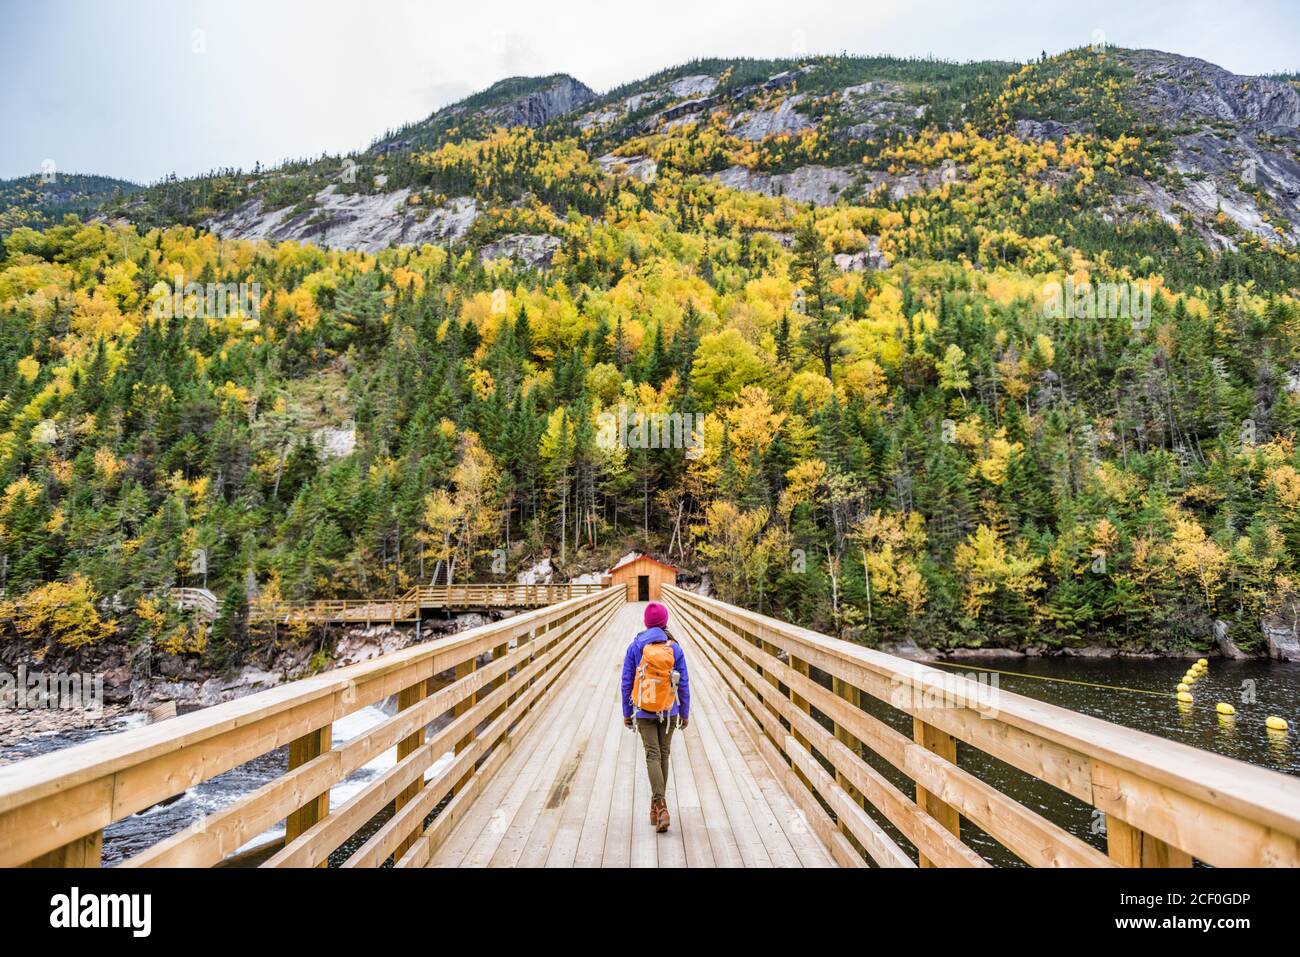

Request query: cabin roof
[{"left": 608, "top": 553, "right": 679, "bottom": 574}]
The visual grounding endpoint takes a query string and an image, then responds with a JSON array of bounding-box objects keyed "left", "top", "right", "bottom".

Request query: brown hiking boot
[
  {"left": 654, "top": 798, "right": 670, "bottom": 833},
  {"left": 649, "top": 798, "right": 659, "bottom": 826}
]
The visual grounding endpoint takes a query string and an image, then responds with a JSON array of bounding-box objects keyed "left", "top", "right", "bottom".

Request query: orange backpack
[{"left": 632, "top": 638, "right": 678, "bottom": 714}]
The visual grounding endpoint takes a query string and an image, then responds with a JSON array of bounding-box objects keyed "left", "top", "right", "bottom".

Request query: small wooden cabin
[{"left": 608, "top": 554, "right": 678, "bottom": 602}]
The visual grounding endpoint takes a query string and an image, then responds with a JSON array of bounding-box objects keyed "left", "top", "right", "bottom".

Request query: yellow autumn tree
[
  {"left": 953, "top": 525, "right": 1045, "bottom": 621},
  {"left": 693, "top": 501, "right": 775, "bottom": 604},
  {"left": 851, "top": 510, "right": 929, "bottom": 621},
  {"left": 445, "top": 432, "right": 502, "bottom": 583},
  {"left": 417, "top": 487, "right": 461, "bottom": 581},
  {"left": 1169, "top": 516, "right": 1228, "bottom": 610},
  {"left": 0, "top": 575, "right": 117, "bottom": 647}
]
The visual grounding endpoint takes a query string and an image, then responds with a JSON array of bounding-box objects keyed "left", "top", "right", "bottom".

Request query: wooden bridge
[
  {"left": 3, "top": 584, "right": 1299, "bottom": 868},
  {"left": 252, "top": 583, "right": 610, "bottom": 625}
]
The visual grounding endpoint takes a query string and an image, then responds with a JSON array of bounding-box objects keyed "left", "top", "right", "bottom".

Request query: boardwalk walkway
[{"left": 426, "top": 602, "right": 834, "bottom": 867}]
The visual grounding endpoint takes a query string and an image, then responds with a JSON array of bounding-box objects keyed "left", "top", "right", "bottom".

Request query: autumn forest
[{"left": 2, "top": 48, "right": 1300, "bottom": 671}]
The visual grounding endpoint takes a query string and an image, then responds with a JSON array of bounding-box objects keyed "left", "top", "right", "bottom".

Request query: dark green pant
[{"left": 637, "top": 717, "right": 676, "bottom": 801}]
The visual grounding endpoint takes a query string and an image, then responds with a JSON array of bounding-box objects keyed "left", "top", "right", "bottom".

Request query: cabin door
[{"left": 637, "top": 575, "right": 650, "bottom": 601}]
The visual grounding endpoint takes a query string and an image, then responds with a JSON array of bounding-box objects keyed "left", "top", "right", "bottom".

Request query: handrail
[
  {"left": 255, "top": 582, "right": 611, "bottom": 623},
  {"left": 661, "top": 584, "right": 1300, "bottom": 868},
  {"left": 171, "top": 587, "right": 219, "bottom": 620},
  {"left": 0, "top": 587, "right": 624, "bottom": 867}
]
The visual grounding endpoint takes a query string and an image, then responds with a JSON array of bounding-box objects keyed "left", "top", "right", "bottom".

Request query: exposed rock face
[
  {"left": 837, "top": 80, "right": 918, "bottom": 137},
  {"left": 857, "top": 167, "right": 949, "bottom": 201},
  {"left": 312, "top": 424, "right": 356, "bottom": 460},
  {"left": 1214, "top": 620, "right": 1250, "bottom": 659},
  {"left": 206, "top": 187, "right": 478, "bottom": 253},
  {"left": 1105, "top": 49, "right": 1300, "bottom": 249},
  {"left": 669, "top": 75, "right": 719, "bottom": 98},
  {"left": 833, "top": 237, "right": 887, "bottom": 272},
  {"left": 577, "top": 78, "right": 696, "bottom": 131},
  {"left": 1127, "top": 51, "right": 1300, "bottom": 127},
  {"left": 486, "top": 76, "right": 596, "bottom": 128},
  {"left": 145, "top": 665, "right": 283, "bottom": 709},
  {"left": 597, "top": 153, "right": 658, "bottom": 183},
  {"left": 333, "top": 626, "right": 411, "bottom": 668},
  {"left": 712, "top": 164, "right": 856, "bottom": 207},
  {"left": 1262, "top": 614, "right": 1300, "bottom": 661},
  {"left": 477, "top": 232, "right": 561, "bottom": 269},
  {"left": 732, "top": 94, "right": 814, "bottom": 140},
  {"left": 516, "top": 556, "right": 555, "bottom": 585},
  {"left": 1013, "top": 118, "right": 1074, "bottom": 141}
]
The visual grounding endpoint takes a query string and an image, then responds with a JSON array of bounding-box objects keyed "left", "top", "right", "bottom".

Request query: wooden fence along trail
[
  {"left": 168, "top": 583, "right": 610, "bottom": 625},
  {"left": 2, "top": 583, "right": 1298, "bottom": 868}
]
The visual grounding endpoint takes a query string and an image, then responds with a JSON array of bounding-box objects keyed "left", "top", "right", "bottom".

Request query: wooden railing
[
  {"left": 256, "top": 594, "right": 422, "bottom": 624},
  {"left": 662, "top": 585, "right": 1300, "bottom": 868},
  {"left": 0, "top": 587, "right": 623, "bottom": 867},
  {"left": 256, "top": 583, "right": 610, "bottom": 623},
  {"left": 171, "top": 587, "right": 219, "bottom": 620},
  {"left": 413, "top": 582, "right": 607, "bottom": 609}
]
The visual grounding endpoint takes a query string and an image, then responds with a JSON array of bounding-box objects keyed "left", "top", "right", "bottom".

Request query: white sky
[{"left": 3, "top": 0, "right": 1298, "bottom": 182}]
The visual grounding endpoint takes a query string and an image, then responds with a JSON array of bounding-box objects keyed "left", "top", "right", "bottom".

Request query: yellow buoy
[
  {"left": 1183, "top": 673, "right": 1198, "bottom": 683},
  {"left": 1215, "top": 702, "right": 1235, "bottom": 715},
  {"left": 1177, "top": 691, "right": 1194, "bottom": 703},
  {"left": 1266, "top": 716, "right": 1288, "bottom": 731},
  {"left": 1176, "top": 682, "right": 1190, "bottom": 693},
  {"left": 1196, "top": 658, "right": 1208, "bottom": 667}
]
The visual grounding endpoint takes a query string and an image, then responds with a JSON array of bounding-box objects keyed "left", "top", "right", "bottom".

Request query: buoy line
[
  {"left": 925, "top": 659, "right": 1177, "bottom": 698},
  {"left": 927, "top": 658, "right": 1290, "bottom": 731}
]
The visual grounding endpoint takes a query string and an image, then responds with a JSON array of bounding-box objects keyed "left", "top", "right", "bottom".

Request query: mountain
[
  {"left": 371, "top": 74, "right": 596, "bottom": 155},
  {"left": 97, "top": 48, "right": 1300, "bottom": 278},
  {"left": 0, "top": 172, "right": 140, "bottom": 235},
  {"left": 3, "top": 46, "right": 1300, "bottom": 689}
]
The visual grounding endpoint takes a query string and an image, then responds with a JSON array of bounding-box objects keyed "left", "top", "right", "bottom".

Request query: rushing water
[{"left": 2, "top": 656, "right": 1296, "bottom": 865}]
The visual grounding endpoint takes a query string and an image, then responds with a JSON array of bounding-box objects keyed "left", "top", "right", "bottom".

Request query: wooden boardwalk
[
  {"left": 253, "top": 583, "right": 610, "bottom": 625},
  {"left": 427, "top": 602, "right": 835, "bottom": 868}
]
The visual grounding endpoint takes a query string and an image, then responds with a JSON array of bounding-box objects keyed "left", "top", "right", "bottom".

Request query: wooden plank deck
[{"left": 427, "top": 602, "right": 835, "bottom": 868}]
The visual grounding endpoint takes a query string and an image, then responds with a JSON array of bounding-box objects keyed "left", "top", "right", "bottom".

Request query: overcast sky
[{"left": 3, "top": 0, "right": 1298, "bottom": 183}]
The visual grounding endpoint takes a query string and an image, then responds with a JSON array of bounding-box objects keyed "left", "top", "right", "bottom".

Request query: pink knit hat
[{"left": 644, "top": 602, "right": 669, "bottom": 629}]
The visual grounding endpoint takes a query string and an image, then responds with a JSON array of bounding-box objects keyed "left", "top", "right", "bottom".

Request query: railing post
[
  {"left": 788, "top": 653, "right": 818, "bottom": 797},
  {"left": 450, "top": 655, "right": 478, "bottom": 795},
  {"left": 912, "top": 717, "right": 961, "bottom": 867},
  {"left": 393, "top": 678, "right": 430, "bottom": 859},
  {"left": 22, "top": 830, "right": 103, "bottom": 867},
  {"left": 789, "top": 654, "right": 811, "bottom": 749},
  {"left": 285, "top": 724, "right": 333, "bottom": 866},
  {"left": 831, "top": 676, "right": 868, "bottom": 855},
  {"left": 489, "top": 637, "right": 511, "bottom": 719},
  {"left": 1106, "top": 815, "right": 1193, "bottom": 867}
]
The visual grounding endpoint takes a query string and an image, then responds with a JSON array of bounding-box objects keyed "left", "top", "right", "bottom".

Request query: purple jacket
[{"left": 621, "top": 627, "right": 690, "bottom": 720}]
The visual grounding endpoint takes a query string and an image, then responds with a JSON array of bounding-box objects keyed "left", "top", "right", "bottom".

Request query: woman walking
[{"left": 621, "top": 601, "right": 690, "bottom": 833}]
